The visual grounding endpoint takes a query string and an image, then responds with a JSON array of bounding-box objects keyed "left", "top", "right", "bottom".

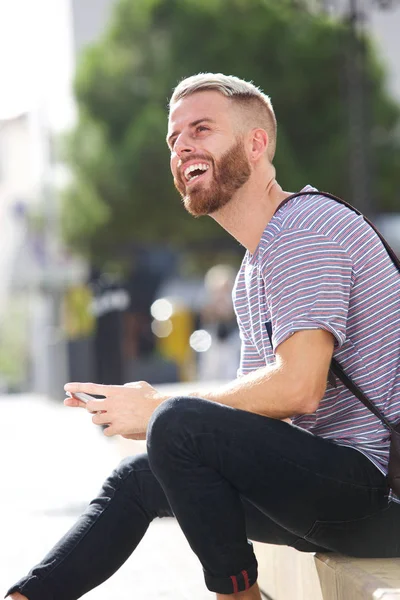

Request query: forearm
[{"left": 189, "top": 363, "right": 313, "bottom": 419}]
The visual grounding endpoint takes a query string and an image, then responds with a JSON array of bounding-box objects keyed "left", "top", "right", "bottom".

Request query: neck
[{"left": 211, "top": 173, "right": 292, "bottom": 254}]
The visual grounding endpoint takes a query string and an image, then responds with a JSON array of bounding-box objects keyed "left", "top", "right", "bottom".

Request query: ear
[{"left": 249, "top": 128, "right": 269, "bottom": 162}]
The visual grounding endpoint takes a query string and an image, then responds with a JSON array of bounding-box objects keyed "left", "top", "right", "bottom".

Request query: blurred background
[
  {"left": 1, "top": 1, "right": 400, "bottom": 597},
  {"left": 0, "top": 0, "right": 400, "bottom": 398}
]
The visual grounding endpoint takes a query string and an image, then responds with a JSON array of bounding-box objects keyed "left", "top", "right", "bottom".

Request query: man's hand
[{"left": 64, "top": 381, "right": 170, "bottom": 438}]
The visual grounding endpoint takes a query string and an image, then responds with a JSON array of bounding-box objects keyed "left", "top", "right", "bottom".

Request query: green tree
[
  {"left": 0, "top": 297, "right": 29, "bottom": 390},
  {"left": 61, "top": 0, "right": 400, "bottom": 264}
]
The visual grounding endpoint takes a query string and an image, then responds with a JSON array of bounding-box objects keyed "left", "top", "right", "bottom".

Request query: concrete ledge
[
  {"left": 253, "top": 542, "right": 400, "bottom": 600},
  {"left": 316, "top": 554, "right": 400, "bottom": 600},
  {"left": 254, "top": 542, "right": 323, "bottom": 599}
]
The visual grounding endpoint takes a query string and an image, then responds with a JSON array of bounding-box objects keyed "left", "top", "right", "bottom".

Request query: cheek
[{"left": 170, "top": 156, "right": 178, "bottom": 178}]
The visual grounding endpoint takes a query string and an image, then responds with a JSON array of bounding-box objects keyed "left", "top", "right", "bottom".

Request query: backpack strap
[
  {"left": 274, "top": 190, "right": 399, "bottom": 432},
  {"left": 274, "top": 191, "right": 400, "bottom": 274},
  {"left": 329, "top": 358, "right": 394, "bottom": 432}
]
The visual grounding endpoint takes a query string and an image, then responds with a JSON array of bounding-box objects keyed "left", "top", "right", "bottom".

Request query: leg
[
  {"left": 216, "top": 584, "right": 262, "bottom": 600},
  {"left": 5, "top": 454, "right": 173, "bottom": 600},
  {"left": 219, "top": 497, "right": 329, "bottom": 600},
  {"left": 211, "top": 499, "right": 328, "bottom": 600},
  {"left": 241, "top": 497, "right": 327, "bottom": 551},
  {"left": 6, "top": 469, "right": 324, "bottom": 600},
  {"left": 147, "top": 396, "right": 390, "bottom": 596}
]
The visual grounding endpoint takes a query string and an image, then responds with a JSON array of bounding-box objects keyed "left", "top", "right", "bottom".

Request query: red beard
[{"left": 174, "top": 138, "right": 251, "bottom": 217}]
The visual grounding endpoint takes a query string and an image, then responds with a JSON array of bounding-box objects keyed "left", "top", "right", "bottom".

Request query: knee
[
  {"left": 147, "top": 396, "right": 197, "bottom": 444},
  {"left": 115, "top": 453, "right": 149, "bottom": 480},
  {"left": 147, "top": 396, "right": 206, "bottom": 465},
  {"left": 105, "top": 453, "right": 149, "bottom": 498}
]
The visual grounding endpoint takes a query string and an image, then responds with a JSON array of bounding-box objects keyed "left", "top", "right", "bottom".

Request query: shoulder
[
  {"left": 257, "top": 189, "right": 360, "bottom": 264},
  {"left": 278, "top": 191, "right": 359, "bottom": 235}
]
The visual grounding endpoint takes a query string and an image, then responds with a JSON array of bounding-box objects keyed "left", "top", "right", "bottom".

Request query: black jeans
[{"left": 7, "top": 396, "right": 400, "bottom": 598}]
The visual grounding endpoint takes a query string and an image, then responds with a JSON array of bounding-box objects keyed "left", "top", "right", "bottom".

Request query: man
[{"left": 6, "top": 73, "right": 400, "bottom": 600}]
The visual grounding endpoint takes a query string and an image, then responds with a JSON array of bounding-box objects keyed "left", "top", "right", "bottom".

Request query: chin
[
  {"left": 182, "top": 183, "right": 210, "bottom": 215},
  {"left": 183, "top": 195, "right": 210, "bottom": 217}
]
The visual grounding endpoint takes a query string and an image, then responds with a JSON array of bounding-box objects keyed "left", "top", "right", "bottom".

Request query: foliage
[
  {"left": 0, "top": 297, "right": 29, "bottom": 390},
  {"left": 61, "top": 0, "right": 400, "bottom": 263}
]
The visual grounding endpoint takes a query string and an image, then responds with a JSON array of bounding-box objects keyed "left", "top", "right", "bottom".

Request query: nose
[{"left": 174, "top": 133, "right": 195, "bottom": 157}]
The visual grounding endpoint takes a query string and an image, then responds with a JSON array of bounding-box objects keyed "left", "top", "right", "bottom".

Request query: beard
[{"left": 174, "top": 138, "right": 251, "bottom": 217}]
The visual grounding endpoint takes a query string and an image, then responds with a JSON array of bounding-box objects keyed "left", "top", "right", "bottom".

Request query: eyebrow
[{"left": 166, "top": 118, "right": 216, "bottom": 147}]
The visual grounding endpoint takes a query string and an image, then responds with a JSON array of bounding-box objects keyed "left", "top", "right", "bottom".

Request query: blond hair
[{"left": 169, "top": 73, "right": 277, "bottom": 161}]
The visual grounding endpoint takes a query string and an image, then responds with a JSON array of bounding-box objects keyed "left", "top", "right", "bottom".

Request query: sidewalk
[{"left": 1, "top": 393, "right": 213, "bottom": 599}]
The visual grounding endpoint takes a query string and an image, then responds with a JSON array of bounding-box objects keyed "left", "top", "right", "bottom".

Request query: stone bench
[{"left": 253, "top": 542, "right": 400, "bottom": 599}]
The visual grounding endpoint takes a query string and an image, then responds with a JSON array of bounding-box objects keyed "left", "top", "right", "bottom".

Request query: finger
[
  {"left": 86, "top": 399, "right": 107, "bottom": 414},
  {"left": 64, "top": 382, "right": 111, "bottom": 396},
  {"left": 64, "top": 397, "right": 86, "bottom": 409},
  {"left": 122, "top": 433, "right": 146, "bottom": 440},
  {"left": 91, "top": 412, "right": 109, "bottom": 425},
  {"left": 103, "top": 425, "right": 116, "bottom": 437},
  {"left": 123, "top": 381, "right": 145, "bottom": 388}
]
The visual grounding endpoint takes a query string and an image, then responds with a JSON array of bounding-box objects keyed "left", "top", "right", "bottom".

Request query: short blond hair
[{"left": 169, "top": 73, "right": 277, "bottom": 161}]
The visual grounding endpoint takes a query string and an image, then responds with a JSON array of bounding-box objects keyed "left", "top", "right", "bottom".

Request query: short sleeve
[{"left": 261, "top": 230, "right": 354, "bottom": 352}]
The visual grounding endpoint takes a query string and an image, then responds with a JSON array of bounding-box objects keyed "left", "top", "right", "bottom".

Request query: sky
[
  {"left": 0, "top": 0, "right": 75, "bottom": 129},
  {"left": 0, "top": 0, "right": 399, "bottom": 124}
]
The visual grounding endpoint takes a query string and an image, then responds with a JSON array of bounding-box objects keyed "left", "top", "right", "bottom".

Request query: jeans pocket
[{"left": 304, "top": 506, "right": 393, "bottom": 557}]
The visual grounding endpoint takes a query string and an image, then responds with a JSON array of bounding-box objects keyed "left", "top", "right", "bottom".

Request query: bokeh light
[
  {"left": 189, "top": 330, "right": 212, "bottom": 353},
  {"left": 151, "top": 319, "right": 173, "bottom": 338},
  {"left": 150, "top": 298, "right": 173, "bottom": 321}
]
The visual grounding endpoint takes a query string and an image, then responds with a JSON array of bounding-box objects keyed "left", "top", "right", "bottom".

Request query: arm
[
  {"left": 65, "top": 231, "right": 351, "bottom": 434},
  {"left": 64, "top": 328, "right": 334, "bottom": 436},
  {"left": 188, "top": 328, "right": 334, "bottom": 419},
  {"left": 195, "top": 229, "right": 352, "bottom": 417}
]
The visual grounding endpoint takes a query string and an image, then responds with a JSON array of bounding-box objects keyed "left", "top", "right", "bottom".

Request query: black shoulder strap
[
  {"left": 275, "top": 191, "right": 400, "bottom": 274},
  {"left": 329, "top": 359, "right": 394, "bottom": 431},
  {"left": 275, "top": 190, "right": 400, "bottom": 432}
]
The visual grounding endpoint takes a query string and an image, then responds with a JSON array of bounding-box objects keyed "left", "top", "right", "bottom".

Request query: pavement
[{"left": 0, "top": 393, "right": 214, "bottom": 599}]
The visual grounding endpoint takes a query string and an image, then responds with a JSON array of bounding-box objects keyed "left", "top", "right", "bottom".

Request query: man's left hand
[{"left": 64, "top": 381, "right": 169, "bottom": 438}]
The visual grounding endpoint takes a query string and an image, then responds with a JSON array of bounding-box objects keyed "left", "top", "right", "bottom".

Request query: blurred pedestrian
[
  {"left": 6, "top": 73, "right": 400, "bottom": 600},
  {"left": 197, "top": 264, "right": 240, "bottom": 381}
]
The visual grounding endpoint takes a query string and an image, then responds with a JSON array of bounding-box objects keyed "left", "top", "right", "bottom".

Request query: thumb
[{"left": 64, "top": 396, "right": 87, "bottom": 409}]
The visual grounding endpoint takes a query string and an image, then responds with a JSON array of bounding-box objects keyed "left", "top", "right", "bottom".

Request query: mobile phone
[{"left": 66, "top": 391, "right": 101, "bottom": 403}]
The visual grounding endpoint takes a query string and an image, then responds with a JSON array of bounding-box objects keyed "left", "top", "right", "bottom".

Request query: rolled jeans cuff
[{"left": 204, "top": 560, "right": 258, "bottom": 594}]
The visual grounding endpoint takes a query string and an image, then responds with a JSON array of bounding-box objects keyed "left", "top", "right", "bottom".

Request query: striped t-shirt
[{"left": 233, "top": 185, "right": 400, "bottom": 492}]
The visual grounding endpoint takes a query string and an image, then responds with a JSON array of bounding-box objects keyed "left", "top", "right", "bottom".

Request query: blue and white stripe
[{"left": 233, "top": 185, "right": 400, "bottom": 498}]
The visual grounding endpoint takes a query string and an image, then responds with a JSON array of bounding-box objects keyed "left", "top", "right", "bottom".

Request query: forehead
[{"left": 168, "top": 90, "right": 234, "bottom": 133}]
